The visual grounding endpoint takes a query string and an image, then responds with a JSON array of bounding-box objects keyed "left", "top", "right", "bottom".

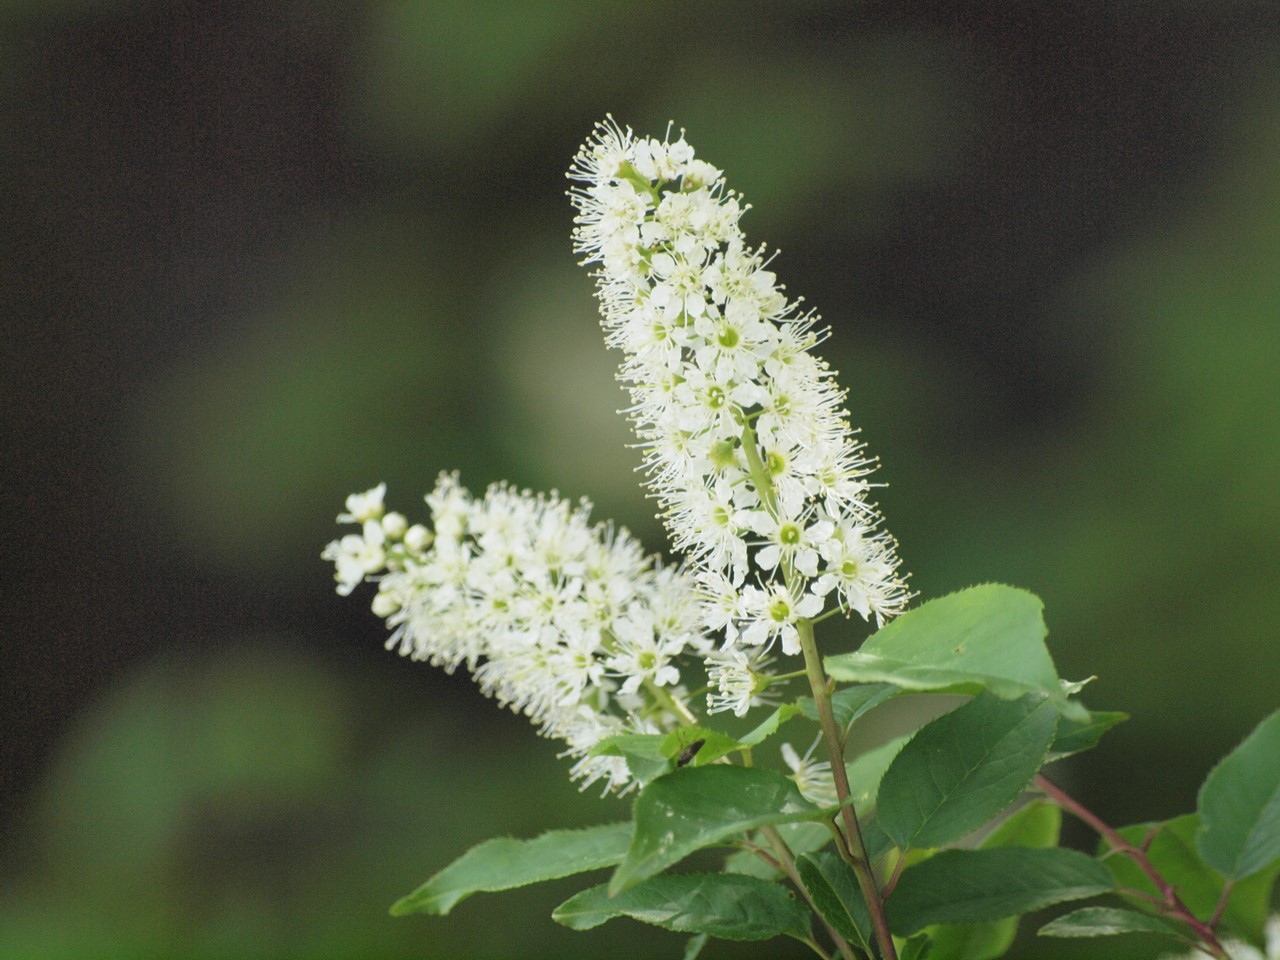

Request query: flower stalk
[{"left": 799, "top": 619, "right": 899, "bottom": 960}]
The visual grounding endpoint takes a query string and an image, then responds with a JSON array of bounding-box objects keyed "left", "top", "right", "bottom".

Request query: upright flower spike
[{"left": 568, "top": 119, "right": 910, "bottom": 677}]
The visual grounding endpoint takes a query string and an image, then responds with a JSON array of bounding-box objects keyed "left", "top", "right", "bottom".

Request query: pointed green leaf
[
  {"left": 795, "top": 851, "right": 874, "bottom": 954},
  {"left": 887, "top": 847, "right": 1114, "bottom": 935},
  {"left": 1197, "top": 709, "right": 1280, "bottom": 880},
  {"left": 1105, "top": 814, "right": 1280, "bottom": 946},
  {"left": 660, "top": 727, "right": 747, "bottom": 767},
  {"left": 798, "top": 684, "right": 899, "bottom": 732},
  {"left": 920, "top": 801, "right": 1062, "bottom": 960},
  {"left": 1047, "top": 710, "right": 1128, "bottom": 762},
  {"left": 553, "top": 873, "right": 810, "bottom": 941},
  {"left": 825, "top": 585, "right": 1086, "bottom": 719},
  {"left": 739, "top": 703, "right": 803, "bottom": 747},
  {"left": 390, "top": 822, "right": 632, "bottom": 916},
  {"left": 877, "top": 693, "right": 1058, "bottom": 850},
  {"left": 1038, "top": 906, "right": 1185, "bottom": 939},
  {"left": 591, "top": 734, "right": 673, "bottom": 784},
  {"left": 610, "top": 766, "right": 820, "bottom": 895}
]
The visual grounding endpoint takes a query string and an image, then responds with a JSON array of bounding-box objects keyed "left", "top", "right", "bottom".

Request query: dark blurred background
[{"left": 3, "top": 1, "right": 1278, "bottom": 957}]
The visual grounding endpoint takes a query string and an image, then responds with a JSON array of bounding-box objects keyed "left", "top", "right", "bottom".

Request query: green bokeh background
[{"left": 3, "top": 2, "right": 1277, "bottom": 957}]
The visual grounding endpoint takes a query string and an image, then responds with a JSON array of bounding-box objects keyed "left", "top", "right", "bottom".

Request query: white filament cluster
[
  {"left": 567, "top": 119, "right": 909, "bottom": 664},
  {"left": 322, "top": 476, "right": 711, "bottom": 792}
]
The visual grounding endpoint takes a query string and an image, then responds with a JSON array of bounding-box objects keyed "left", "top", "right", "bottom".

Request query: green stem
[
  {"left": 739, "top": 422, "right": 896, "bottom": 960},
  {"left": 798, "top": 618, "right": 898, "bottom": 960},
  {"left": 760, "top": 824, "right": 858, "bottom": 960}
]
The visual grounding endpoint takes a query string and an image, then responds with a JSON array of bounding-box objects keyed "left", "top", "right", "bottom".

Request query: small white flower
[
  {"left": 781, "top": 740, "right": 839, "bottom": 807},
  {"left": 739, "top": 581, "right": 824, "bottom": 656},
  {"left": 337, "top": 482, "right": 386, "bottom": 524},
  {"left": 321, "top": 520, "right": 387, "bottom": 596},
  {"left": 706, "top": 647, "right": 775, "bottom": 717}
]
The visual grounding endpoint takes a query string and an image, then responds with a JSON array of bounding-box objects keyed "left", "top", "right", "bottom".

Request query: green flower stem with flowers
[{"left": 324, "top": 119, "right": 1280, "bottom": 960}]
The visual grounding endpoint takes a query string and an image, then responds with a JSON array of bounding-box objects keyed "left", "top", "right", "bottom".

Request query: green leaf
[
  {"left": 592, "top": 728, "right": 747, "bottom": 781},
  {"left": 1196, "top": 709, "right": 1280, "bottom": 880},
  {"left": 887, "top": 847, "right": 1115, "bottom": 935},
  {"left": 591, "top": 734, "right": 673, "bottom": 784},
  {"left": 1047, "top": 710, "right": 1128, "bottom": 762},
  {"left": 660, "top": 727, "right": 747, "bottom": 767},
  {"left": 877, "top": 693, "right": 1058, "bottom": 851},
  {"left": 920, "top": 801, "right": 1062, "bottom": 960},
  {"left": 390, "top": 822, "right": 632, "bottom": 916},
  {"left": 798, "top": 684, "right": 898, "bottom": 732},
  {"left": 553, "top": 873, "right": 811, "bottom": 941},
  {"left": 795, "top": 851, "right": 874, "bottom": 954},
  {"left": 737, "top": 701, "right": 803, "bottom": 747},
  {"left": 1105, "top": 814, "right": 1280, "bottom": 946},
  {"left": 610, "top": 766, "right": 820, "bottom": 895},
  {"left": 739, "top": 703, "right": 804, "bottom": 747},
  {"left": 825, "top": 585, "right": 1087, "bottom": 719},
  {"left": 1038, "top": 906, "right": 1185, "bottom": 940}
]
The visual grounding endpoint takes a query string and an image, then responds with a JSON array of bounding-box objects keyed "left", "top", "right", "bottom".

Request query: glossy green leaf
[
  {"left": 921, "top": 800, "right": 1062, "bottom": 959},
  {"left": 1047, "top": 710, "right": 1128, "bottom": 762},
  {"left": 553, "top": 873, "right": 810, "bottom": 941},
  {"left": 592, "top": 728, "right": 746, "bottom": 782},
  {"left": 798, "top": 684, "right": 899, "bottom": 732},
  {"left": 1197, "top": 709, "right": 1280, "bottom": 880},
  {"left": 738, "top": 703, "right": 803, "bottom": 747},
  {"left": 1105, "top": 813, "right": 1280, "bottom": 945},
  {"left": 795, "top": 851, "right": 874, "bottom": 954},
  {"left": 877, "top": 693, "right": 1058, "bottom": 851},
  {"left": 1038, "top": 906, "right": 1185, "bottom": 939},
  {"left": 825, "top": 585, "right": 1086, "bottom": 719},
  {"left": 887, "top": 847, "right": 1114, "bottom": 935},
  {"left": 390, "top": 822, "right": 632, "bottom": 915},
  {"left": 610, "top": 766, "right": 820, "bottom": 895},
  {"left": 660, "top": 727, "right": 748, "bottom": 767},
  {"left": 590, "top": 734, "right": 673, "bottom": 784}
]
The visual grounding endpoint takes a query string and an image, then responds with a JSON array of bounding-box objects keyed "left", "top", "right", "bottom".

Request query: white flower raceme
[
  {"left": 322, "top": 476, "right": 712, "bottom": 793},
  {"left": 568, "top": 119, "right": 910, "bottom": 679}
]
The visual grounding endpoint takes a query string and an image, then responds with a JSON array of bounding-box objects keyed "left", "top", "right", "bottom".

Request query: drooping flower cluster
[
  {"left": 322, "top": 476, "right": 712, "bottom": 792},
  {"left": 567, "top": 119, "right": 909, "bottom": 668}
]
